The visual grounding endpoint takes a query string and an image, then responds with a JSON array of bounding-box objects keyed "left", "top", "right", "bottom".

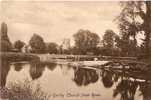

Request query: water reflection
[
  {"left": 73, "top": 67, "right": 99, "bottom": 86},
  {"left": 29, "top": 62, "right": 57, "bottom": 80},
  {"left": 0, "top": 60, "right": 10, "bottom": 87},
  {"left": 101, "top": 70, "right": 114, "bottom": 88},
  {"left": 29, "top": 62, "right": 46, "bottom": 80},
  {"left": 14, "top": 62, "right": 24, "bottom": 72},
  {"left": 113, "top": 79, "right": 139, "bottom": 100},
  {"left": 1, "top": 59, "right": 151, "bottom": 100},
  {"left": 46, "top": 62, "right": 57, "bottom": 71},
  {"left": 100, "top": 68, "right": 151, "bottom": 100},
  {"left": 139, "top": 82, "right": 151, "bottom": 100}
]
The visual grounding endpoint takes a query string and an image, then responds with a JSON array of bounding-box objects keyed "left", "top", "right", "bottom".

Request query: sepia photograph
[{"left": 0, "top": 0, "right": 151, "bottom": 100}]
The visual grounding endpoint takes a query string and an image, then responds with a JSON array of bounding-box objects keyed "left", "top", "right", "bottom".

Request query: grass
[{"left": 6, "top": 80, "right": 50, "bottom": 100}]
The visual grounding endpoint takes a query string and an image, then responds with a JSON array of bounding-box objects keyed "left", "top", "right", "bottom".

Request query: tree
[
  {"left": 138, "top": 1, "right": 151, "bottom": 55},
  {"left": 102, "top": 29, "right": 116, "bottom": 49},
  {"left": 116, "top": 2, "right": 140, "bottom": 56},
  {"left": 116, "top": 1, "right": 151, "bottom": 55},
  {"left": 73, "top": 29, "right": 100, "bottom": 55},
  {"left": 115, "top": 35, "right": 138, "bottom": 56},
  {"left": 102, "top": 29, "right": 119, "bottom": 56},
  {"left": 45, "top": 42, "right": 58, "bottom": 54},
  {"left": 29, "top": 34, "right": 45, "bottom": 53},
  {"left": 0, "top": 22, "right": 12, "bottom": 51},
  {"left": 14, "top": 40, "right": 25, "bottom": 52}
]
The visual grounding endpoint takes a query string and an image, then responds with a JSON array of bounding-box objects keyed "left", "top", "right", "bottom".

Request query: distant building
[
  {"left": 60, "top": 38, "right": 71, "bottom": 54},
  {"left": 21, "top": 45, "right": 26, "bottom": 53},
  {"left": 61, "top": 38, "right": 70, "bottom": 50},
  {"left": 21, "top": 45, "right": 32, "bottom": 53}
]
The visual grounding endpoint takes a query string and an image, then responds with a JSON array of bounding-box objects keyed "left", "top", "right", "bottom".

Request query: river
[{"left": 1, "top": 60, "right": 151, "bottom": 100}]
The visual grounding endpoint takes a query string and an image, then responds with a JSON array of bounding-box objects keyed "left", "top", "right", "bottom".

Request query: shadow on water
[
  {"left": 0, "top": 59, "right": 58, "bottom": 87},
  {"left": 101, "top": 70, "right": 114, "bottom": 88},
  {"left": 13, "top": 62, "right": 24, "bottom": 72},
  {"left": 29, "top": 62, "right": 46, "bottom": 80},
  {"left": 113, "top": 78, "right": 139, "bottom": 100},
  {"left": 112, "top": 77, "right": 151, "bottom": 100},
  {"left": 73, "top": 67, "right": 99, "bottom": 86},
  {"left": 99, "top": 66, "right": 151, "bottom": 100},
  {"left": 29, "top": 62, "right": 57, "bottom": 80},
  {"left": 46, "top": 63, "right": 57, "bottom": 71},
  {"left": 71, "top": 63, "right": 151, "bottom": 100}
]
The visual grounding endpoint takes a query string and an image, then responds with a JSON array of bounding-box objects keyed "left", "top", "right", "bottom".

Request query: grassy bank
[
  {"left": 1, "top": 80, "right": 49, "bottom": 100},
  {"left": 0, "top": 52, "right": 40, "bottom": 62}
]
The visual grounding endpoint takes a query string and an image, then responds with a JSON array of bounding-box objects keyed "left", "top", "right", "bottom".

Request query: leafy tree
[
  {"left": 139, "top": 1, "right": 151, "bottom": 54},
  {"left": 0, "top": 22, "right": 12, "bottom": 51},
  {"left": 45, "top": 42, "right": 58, "bottom": 54},
  {"left": 102, "top": 29, "right": 120, "bottom": 56},
  {"left": 29, "top": 34, "right": 45, "bottom": 53},
  {"left": 14, "top": 40, "right": 25, "bottom": 52},
  {"left": 116, "top": 1, "right": 151, "bottom": 55},
  {"left": 73, "top": 29, "right": 100, "bottom": 55},
  {"left": 115, "top": 36, "right": 138, "bottom": 56},
  {"left": 102, "top": 29, "right": 116, "bottom": 49}
]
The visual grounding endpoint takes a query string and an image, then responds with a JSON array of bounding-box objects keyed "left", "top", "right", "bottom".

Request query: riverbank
[
  {"left": 0, "top": 52, "right": 39, "bottom": 62},
  {"left": 1, "top": 52, "right": 150, "bottom": 67},
  {"left": 0, "top": 80, "right": 49, "bottom": 100}
]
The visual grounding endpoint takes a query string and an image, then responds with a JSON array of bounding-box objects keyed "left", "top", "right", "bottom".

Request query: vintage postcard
[{"left": 0, "top": 0, "right": 151, "bottom": 100}]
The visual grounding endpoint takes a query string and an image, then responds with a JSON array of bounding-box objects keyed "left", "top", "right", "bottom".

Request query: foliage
[
  {"left": 102, "top": 29, "right": 116, "bottom": 49},
  {"left": 14, "top": 40, "right": 25, "bottom": 52},
  {"left": 140, "top": 1, "right": 151, "bottom": 54},
  {"left": 29, "top": 34, "right": 46, "bottom": 54},
  {"left": 45, "top": 42, "right": 58, "bottom": 54},
  {"left": 116, "top": 1, "right": 151, "bottom": 55},
  {"left": 115, "top": 1, "right": 141, "bottom": 56},
  {"left": 115, "top": 35, "right": 138, "bottom": 56},
  {"left": 101, "top": 29, "right": 120, "bottom": 56},
  {"left": 73, "top": 29, "right": 100, "bottom": 55},
  {"left": 8, "top": 80, "right": 49, "bottom": 100},
  {"left": 0, "top": 22, "right": 12, "bottom": 51}
]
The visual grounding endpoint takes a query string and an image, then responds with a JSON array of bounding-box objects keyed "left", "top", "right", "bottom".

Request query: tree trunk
[
  {"left": 144, "top": 1, "right": 151, "bottom": 55},
  {"left": 145, "top": 32, "right": 150, "bottom": 54}
]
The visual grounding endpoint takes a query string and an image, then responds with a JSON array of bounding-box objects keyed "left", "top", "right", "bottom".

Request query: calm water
[{"left": 1, "top": 60, "right": 151, "bottom": 100}]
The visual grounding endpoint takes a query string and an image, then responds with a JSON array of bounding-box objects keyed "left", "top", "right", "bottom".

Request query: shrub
[{"left": 7, "top": 80, "right": 49, "bottom": 100}]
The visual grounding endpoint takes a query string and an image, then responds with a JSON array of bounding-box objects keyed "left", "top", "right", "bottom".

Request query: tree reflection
[
  {"left": 60, "top": 64, "right": 73, "bottom": 75},
  {"left": 101, "top": 70, "right": 114, "bottom": 88},
  {"left": 113, "top": 79, "right": 139, "bottom": 100},
  {"left": 29, "top": 62, "right": 45, "bottom": 80},
  {"left": 0, "top": 60, "right": 10, "bottom": 87},
  {"left": 46, "top": 62, "right": 57, "bottom": 71},
  {"left": 14, "top": 62, "right": 24, "bottom": 72},
  {"left": 139, "top": 82, "right": 151, "bottom": 100},
  {"left": 73, "top": 67, "right": 99, "bottom": 86}
]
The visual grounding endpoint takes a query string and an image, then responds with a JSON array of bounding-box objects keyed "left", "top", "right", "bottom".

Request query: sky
[{"left": 0, "top": 1, "right": 121, "bottom": 45}]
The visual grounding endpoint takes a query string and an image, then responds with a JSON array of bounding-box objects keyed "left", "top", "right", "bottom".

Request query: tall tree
[
  {"left": 0, "top": 22, "right": 12, "bottom": 51},
  {"left": 45, "top": 42, "right": 58, "bottom": 54},
  {"left": 102, "top": 29, "right": 116, "bottom": 49},
  {"left": 115, "top": 35, "right": 137, "bottom": 56},
  {"left": 116, "top": 1, "right": 151, "bottom": 55},
  {"left": 141, "top": 1, "right": 151, "bottom": 54},
  {"left": 73, "top": 29, "right": 100, "bottom": 55},
  {"left": 29, "top": 34, "right": 45, "bottom": 53},
  {"left": 14, "top": 40, "right": 25, "bottom": 52},
  {"left": 102, "top": 29, "right": 120, "bottom": 56}
]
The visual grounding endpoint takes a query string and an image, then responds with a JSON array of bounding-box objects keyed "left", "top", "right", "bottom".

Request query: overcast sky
[{"left": 0, "top": 1, "right": 121, "bottom": 45}]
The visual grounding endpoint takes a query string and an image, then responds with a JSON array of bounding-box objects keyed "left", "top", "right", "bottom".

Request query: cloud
[{"left": 0, "top": 1, "right": 121, "bottom": 44}]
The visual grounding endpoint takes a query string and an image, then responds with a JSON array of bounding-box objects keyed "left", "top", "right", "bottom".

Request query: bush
[{"left": 7, "top": 80, "right": 50, "bottom": 100}]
